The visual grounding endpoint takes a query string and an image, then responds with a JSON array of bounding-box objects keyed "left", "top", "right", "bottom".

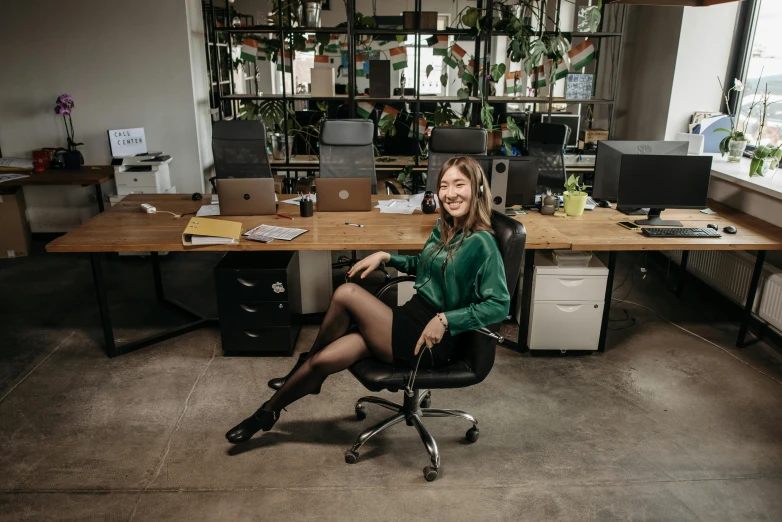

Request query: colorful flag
[
  {"left": 314, "top": 55, "right": 335, "bottom": 69},
  {"left": 304, "top": 37, "right": 317, "bottom": 52},
  {"left": 276, "top": 50, "right": 293, "bottom": 72},
  {"left": 389, "top": 46, "right": 408, "bottom": 71},
  {"left": 501, "top": 123, "right": 517, "bottom": 143},
  {"left": 451, "top": 44, "right": 468, "bottom": 63},
  {"left": 505, "top": 71, "right": 521, "bottom": 95},
  {"left": 256, "top": 46, "right": 267, "bottom": 62},
  {"left": 357, "top": 101, "right": 376, "bottom": 119},
  {"left": 355, "top": 54, "right": 365, "bottom": 77},
  {"left": 427, "top": 35, "right": 448, "bottom": 56},
  {"left": 382, "top": 105, "right": 399, "bottom": 120},
  {"left": 240, "top": 38, "right": 258, "bottom": 62},
  {"left": 551, "top": 59, "right": 568, "bottom": 82},
  {"left": 461, "top": 59, "right": 476, "bottom": 84},
  {"left": 409, "top": 117, "right": 427, "bottom": 140},
  {"left": 532, "top": 65, "right": 547, "bottom": 89},
  {"left": 568, "top": 40, "right": 596, "bottom": 71},
  {"left": 325, "top": 34, "right": 341, "bottom": 55}
]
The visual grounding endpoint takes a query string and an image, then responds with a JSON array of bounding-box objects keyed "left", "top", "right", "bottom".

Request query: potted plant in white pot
[
  {"left": 563, "top": 174, "right": 588, "bottom": 216},
  {"left": 715, "top": 78, "right": 749, "bottom": 162},
  {"left": 748, "top": 82, "right": 781, "bottom": 177}
]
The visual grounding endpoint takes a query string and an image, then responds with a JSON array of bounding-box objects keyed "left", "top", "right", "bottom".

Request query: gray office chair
[
  {"left": 529, "top": 142, "right": 567, "bottom": 194},
  {"left": 426, "top": 127, "right": 488, "bottom": 192},
  {"left": 211, "top": 120, "right": 273, "bottom": 185},
  {"left": 319, "top": 119, "right": 377, "bottom": 194}
]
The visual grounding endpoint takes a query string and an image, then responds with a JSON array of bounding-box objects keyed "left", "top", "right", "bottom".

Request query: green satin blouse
[{"left": 386, "top": 220, "right": 510, "bottom": 336}]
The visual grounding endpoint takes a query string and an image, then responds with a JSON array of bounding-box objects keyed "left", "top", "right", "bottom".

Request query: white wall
[
  {"left": 0, "top": 0, "right": 207, "bottom": 231},
  {"left": 665, "top": 2, "right": 739, "bottom": 140}
]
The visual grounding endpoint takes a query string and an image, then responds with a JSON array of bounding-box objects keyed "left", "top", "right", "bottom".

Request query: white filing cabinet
[{"left": 528, "top": 252, "right": 608, "bottom": 352}]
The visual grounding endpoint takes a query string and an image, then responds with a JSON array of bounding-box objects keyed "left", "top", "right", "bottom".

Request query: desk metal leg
[
  {"left": 675, "top": 250, "right": 689, "bottom": 298},
  {"left": 598, "top": 251, "right": 618, "bottom": 353},
  {"left": 737, "top": 250, "right": 766, "bottom": 348},
  {"left": 516, "top": 249, "right": 535, "bottom": 352},
  {"left": 95, "top": 184, "right": 105, "bottom": 213},
  {"left": 89, "top": 251, "right": 218, "bottom": 358},
  {"left": 90, "top": 253, "right": 119, "bottom": 357}
]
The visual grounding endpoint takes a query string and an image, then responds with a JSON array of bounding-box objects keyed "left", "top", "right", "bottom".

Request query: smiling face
[{"left": 438, "top": 166, "right": 473, "bottom": 224}]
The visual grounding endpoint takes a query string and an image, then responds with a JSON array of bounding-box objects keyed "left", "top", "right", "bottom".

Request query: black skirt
[{"left": 392, "top": 294, "right": 455, "bottom": 369}]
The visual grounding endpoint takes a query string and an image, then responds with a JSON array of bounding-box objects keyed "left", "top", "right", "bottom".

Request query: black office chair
[
  {"left": 209, "top": 120, "right": 273, "bottom": 193},
  {"left": 528, "top": 122, "right": 570, "bottom": 146},
  {"left": 320, "top": 119, "right": 377, "bottom": 270},
  {"left": 527, "top": 122, "right": 570, "bottom": 193},
  {"left": 426, "top": 127, "right": 488, "bottom": 192},
  {"left": 345, "top": 211, "right": 526, "bottom": 481}
]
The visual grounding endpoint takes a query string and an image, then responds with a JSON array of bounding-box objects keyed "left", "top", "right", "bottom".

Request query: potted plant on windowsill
[
  {"left": 747, "top": 82, "right": 781, "bottom": 177},
  {"left": 54, "top": 94, "right": 84, "bottom": 170},
  {"left": 715, "top": 78, "right": 750, "bottom": 162},
  {"left": 563, "top": 174, "right": 589, "bottom": 216}
]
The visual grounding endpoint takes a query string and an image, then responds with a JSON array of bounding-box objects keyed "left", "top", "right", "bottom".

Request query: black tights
[{"left": 263, "top": 283, "right": 393, "bottom": 412}]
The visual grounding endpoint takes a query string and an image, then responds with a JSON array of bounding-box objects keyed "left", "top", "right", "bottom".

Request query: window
[{"left": 738, "top": 0, "right": 782, "bottom": 145}]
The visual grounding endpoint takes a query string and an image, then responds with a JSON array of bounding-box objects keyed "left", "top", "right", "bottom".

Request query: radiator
[{"left": 663, "top": 250, "right": 782, "bottom": 332}]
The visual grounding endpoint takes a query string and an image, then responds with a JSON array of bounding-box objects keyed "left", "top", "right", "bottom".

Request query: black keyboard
[{"left": 642, "top": 227, "right": 722, "bottom": 238}]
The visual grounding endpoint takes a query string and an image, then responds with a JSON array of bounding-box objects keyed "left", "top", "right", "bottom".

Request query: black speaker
[
  {"left": 489, "top": 159, "right": 509, "bottom": 212},
  {"left": 369, "top": 60, "right": 391, "bottom": 98}
]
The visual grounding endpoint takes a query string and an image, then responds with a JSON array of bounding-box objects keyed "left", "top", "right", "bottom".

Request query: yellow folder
[{"left": 182, "top": 217, "right": 242, "bottom": 246}]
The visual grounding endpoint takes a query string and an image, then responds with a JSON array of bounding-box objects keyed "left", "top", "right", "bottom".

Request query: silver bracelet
[{"left": 437, "top": 313, "right": 449, "bottom": 331}]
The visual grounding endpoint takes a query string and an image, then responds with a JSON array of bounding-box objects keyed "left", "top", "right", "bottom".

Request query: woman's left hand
[{"left": 414, "top": 315, "right": 447, "bottom": 356}]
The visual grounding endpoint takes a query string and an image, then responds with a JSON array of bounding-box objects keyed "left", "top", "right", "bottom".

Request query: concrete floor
[{"left": 2, "top": 242, "right": 782, "bottom": 521}]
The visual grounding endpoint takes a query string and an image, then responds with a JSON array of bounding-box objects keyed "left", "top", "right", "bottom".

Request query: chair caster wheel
[
  {"left": 466, "top": 427, "right": 479, "bottom": 443},
  {"left": 420, "top": 394, "right": 431, "bottom": 408},
  {"left": 355, "top": 405, "right": 367, "bottom": 421},
  {"left": 345, "top": 450, "right": 359, "bottom": 464},
  {"left": 423, "top": 466, "right": 438, "bottom": 482}
]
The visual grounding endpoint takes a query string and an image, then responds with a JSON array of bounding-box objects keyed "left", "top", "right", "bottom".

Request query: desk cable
[
  {"left": 612, "top": 297, "right": 782, "bottom": 387},
  {"left": 140, "top": 203, "right": 181, "bottom": 218}
]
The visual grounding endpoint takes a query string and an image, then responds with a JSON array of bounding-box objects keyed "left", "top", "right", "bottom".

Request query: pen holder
[{"left": 300, "top": 199, "right": 314, "bottom": 217}]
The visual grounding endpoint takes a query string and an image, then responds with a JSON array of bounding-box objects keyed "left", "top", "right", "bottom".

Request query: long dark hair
[{"left": 421, "top": 155, "right": 494, "bottom": 278}]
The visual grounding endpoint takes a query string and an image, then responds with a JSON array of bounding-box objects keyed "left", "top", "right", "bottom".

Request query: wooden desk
[
  {"left": 1, "top": 166, "right": 114, "bottom": 212},
  {"left": 513, "top": 200, "right": 782, "bottom": 352}
]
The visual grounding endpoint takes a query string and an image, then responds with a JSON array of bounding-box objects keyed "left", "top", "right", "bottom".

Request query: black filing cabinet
[{"left": 215, "top": 252, "right": 301, "bottom": 355}]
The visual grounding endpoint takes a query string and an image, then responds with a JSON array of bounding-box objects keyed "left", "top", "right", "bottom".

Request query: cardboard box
[
  {"left": 311, "top": 68, "right": 335, "bottom": 97},
  {"left": 403, "top": 11, "right": 438, "bottom": 29},
  {"left": 0, "top": 187, "right": 32, "bottom": 259},
  {"left": 579, "top": 128, "right": 609, "bottom": 145}
]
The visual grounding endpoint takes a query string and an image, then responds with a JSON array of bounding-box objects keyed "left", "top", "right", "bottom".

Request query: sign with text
[{"left": 108, "top": 127, "right": 147, "bottom": 157}]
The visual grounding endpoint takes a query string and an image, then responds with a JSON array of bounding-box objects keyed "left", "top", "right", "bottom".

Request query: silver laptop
[
  {"left": 216, "top": 178, "right": 276, "bottom": 216},
  {"left": 317, "top": 178, "right": 372, "bottom": 212}
]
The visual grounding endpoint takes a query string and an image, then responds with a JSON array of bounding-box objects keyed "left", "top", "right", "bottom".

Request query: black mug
[
  {"left": 300, "top": 199, "right": 314, "bottom": 217},
  {"left": 421, "top": 191, "right": 437, "bottom": 214}
]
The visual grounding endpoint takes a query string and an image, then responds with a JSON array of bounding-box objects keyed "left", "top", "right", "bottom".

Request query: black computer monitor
[
  {"left": 617, "top": 154, "right": 713, "bottom": 227},
  {"left": 593, "top": 141, "right": 689, "bottom": 206},
  {"left": 473, "top": 155, "right": 539, "bottom": 208}
]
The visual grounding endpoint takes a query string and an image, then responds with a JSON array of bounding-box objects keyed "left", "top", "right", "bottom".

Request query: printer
[{"left": 108, "top": 128, "right": 175, "bottom": 196}]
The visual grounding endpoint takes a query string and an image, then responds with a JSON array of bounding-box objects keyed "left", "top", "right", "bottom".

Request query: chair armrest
[{"left": 374, "top": 275, "right": 416, "bottom": 299}]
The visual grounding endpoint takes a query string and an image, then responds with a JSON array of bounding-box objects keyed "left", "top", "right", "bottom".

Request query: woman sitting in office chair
[{"left": 226, "top": 156, "right": 511, "bottom": 444}]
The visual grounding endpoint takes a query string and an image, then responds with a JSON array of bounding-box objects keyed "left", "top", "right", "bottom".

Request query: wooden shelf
[
  {"left": 215, "top": 26, "right": 348, "bottom": 34},
  {"left": 488, "top": 96, "right": 614, "bottom": 105}
]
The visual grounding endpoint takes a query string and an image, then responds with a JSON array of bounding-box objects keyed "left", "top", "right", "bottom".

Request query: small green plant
[
  {"left": 564, "top": 174, "right": 588, "bottom": 195},
  {"left": 749, "top": 144, "right": 782, "bottom": 177}
]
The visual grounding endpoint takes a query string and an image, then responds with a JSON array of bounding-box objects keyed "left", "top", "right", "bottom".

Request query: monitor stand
[
  {"left": 635, "top": 208, "right": 683, "bottom": 227},
  {"left": 618, "top": 206, "right": 648, "bottom": 216}
]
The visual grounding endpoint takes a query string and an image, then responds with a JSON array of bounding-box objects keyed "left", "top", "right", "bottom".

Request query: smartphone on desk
[{"left": 617, "top": 221, "right": 641, "bottom": 230}]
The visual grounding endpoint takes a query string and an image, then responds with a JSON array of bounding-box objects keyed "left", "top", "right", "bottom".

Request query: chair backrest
[
  {"left": 528, "top": 141, "right": 566, "bottom": 194},
  {"left": 212, "top": 120, "right": 272, "bottom": 179},
  {"left": 319, "top": 119, "right": 377, "bottom": 194},
  {"left": 455, "top": 211, "right": 526, "bottom": 382},
  {"left": 426, "top": 127, "right": 488, "bottom": 192},
  {"left": 529, "top": 122, "right": 570, "bottom": 147}
]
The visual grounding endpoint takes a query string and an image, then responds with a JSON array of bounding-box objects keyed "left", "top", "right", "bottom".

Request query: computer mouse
[
  {"left": 191, "top": 192, "right": 202, "bottom": 201},
  {"left": 723, "top": 225, "right": 737, "bottom": 234},
  {"left": 707, "top": 223, "right": 718, "bottom": 230},
  {"left": 598, "top": 200, "right": 612, "bottom": 208}
]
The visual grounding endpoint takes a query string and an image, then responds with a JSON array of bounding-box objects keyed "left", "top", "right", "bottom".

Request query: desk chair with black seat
[
  {"left": 527, "top": 122, "right": 570, "bottom": 194},
  {"left": 344, "top": 210, "right": 526, "bottom": 481},
  {"left": 320, "top": 119, "right": 377, "bottom": 269},
  {"left": 426, "top": 127, "right": 488, "bottom": 192},
  {"left": 209, "top": 120, "right": 273, "bottom": 193}
]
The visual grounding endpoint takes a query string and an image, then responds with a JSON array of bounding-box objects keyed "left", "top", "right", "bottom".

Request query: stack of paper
[
  {"left": 0, "top": 157, "right": 33, "bottom": 169},
  {"left": 244, "top": 224, "right": 308, "bottom": 242},
  {"left": 196, "top": 204, "right": 221, "bottom": 217},
  {"left": 0, "top": 173, "right": 30, "bottom": 184}
]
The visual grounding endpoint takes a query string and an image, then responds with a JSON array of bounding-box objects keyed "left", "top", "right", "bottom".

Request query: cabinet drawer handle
[
  {"left": 244, "top": 330, "right": 261, "bottom": 338},
  {"left": 236, "top": 277, "right": 257, "bottom": 287},
  {"left": 555, "top": 304, "right": 582, "bottom": 312},
  {"left": 557, "top": 278, "right": 585, "bottom": 287},
  {"left": 240, "top": 304, "right": 259, "bottom": 313}
]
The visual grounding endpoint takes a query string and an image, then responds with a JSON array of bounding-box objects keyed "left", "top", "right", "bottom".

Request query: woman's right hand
[{"left": 347, "top": 251, "right": 391, "bottom": 279}]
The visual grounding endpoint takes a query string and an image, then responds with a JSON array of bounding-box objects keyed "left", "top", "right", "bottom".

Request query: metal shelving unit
[{"left": 204, "top": 0, "right": 626, "bottom": 168}]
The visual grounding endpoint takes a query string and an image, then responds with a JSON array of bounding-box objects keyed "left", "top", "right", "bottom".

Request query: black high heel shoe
[
  {"left": 267, "top": 352, "right": 320, "bottom": 394},
  {"left": 225, "top": 402, "right": 279, "bottom": 444}
]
